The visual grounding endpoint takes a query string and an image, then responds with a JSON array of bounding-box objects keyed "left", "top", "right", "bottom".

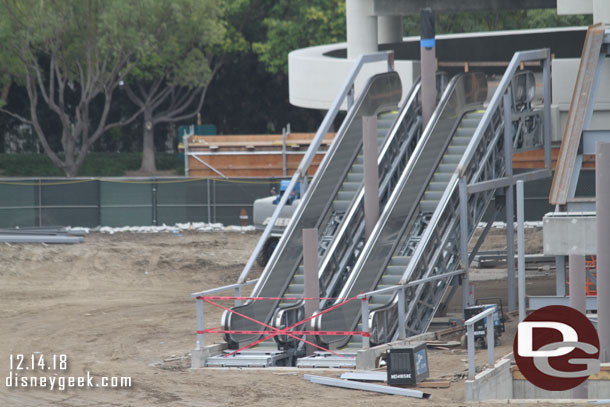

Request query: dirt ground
[{"left": 0, "top": 228, "right": 578, "bottom": 406}]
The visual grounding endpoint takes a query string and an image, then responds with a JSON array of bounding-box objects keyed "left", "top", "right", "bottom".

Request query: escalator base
[
  {"left": 296, "top": 351, "right": 357, "bottom": 368},
  {"left": 206, "top": 349, "right": 294, "bottom": 367}
]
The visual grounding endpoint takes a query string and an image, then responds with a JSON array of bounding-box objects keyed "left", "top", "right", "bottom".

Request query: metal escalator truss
[
  {"left": 313, "top": 72, "right": 488, "bottom": 350},
  {"left": 222, "top": 71, "right": 402, "bottom": 349},
  {"left": 273, "top": 74, "right": 450, "bottom": 349},
  {"left": 371, "top": 49, "right": 552, "bottom": 344}
]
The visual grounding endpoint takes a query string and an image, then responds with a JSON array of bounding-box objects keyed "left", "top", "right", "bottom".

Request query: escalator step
[
  {"left": 351, "top": 164, "right": 364, "bottom": 173},
  {"left": 347, "top": 173, "right": 364, "bottom": 183},
  {"left": 286, "top": 283, "right": 303, "bottom": 294},
  {"left": 428, "top": 182, "right": 446, "bottom": 191},
  {"left": 424, "top": 190, "right": 443, "bottom": 201},
  {"left": 380, "top": 274, "right": 402, "bottom": 285},
  {"left": 354, "top": 155, "right": 364, "bottom": 165},
  {"left": 438, "top": 164, "right": 455, "bottom": 173},
  {"left": 447, "top": 145, "right": 467, "bottom": 155},
  {"left": 434, "top": 173, "right": 452, "bottom": 183},
  {"left": 420, "top": 199, "right": 440, "bottom": 213},
  {"left": 441, "top": 154, "right": 461, "bottom": 165},
  {"left": 333, "top": 200, "right": 350, "bottom": 212},
  {"left": 342, "top": 182, "right": 361, "bottom": 192},
  {"left": 390, "top": 256, "right": 411, "bottom": 265},
  {"left": 452, "top": 136, "right": 472, "bottom": 146},
  {"left": 292, "top": 274, "right": 304, "bottom": 284},
  {"left": 387, "top": 265, "right": 406, "bottom": 276},
  {"left": 337, "top": 191, "right": 356, "bottom": 201}
]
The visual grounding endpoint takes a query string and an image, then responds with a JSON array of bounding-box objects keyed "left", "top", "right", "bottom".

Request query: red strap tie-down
[{"left": 199, "top": 295, "right": 361, "bottom": 358}]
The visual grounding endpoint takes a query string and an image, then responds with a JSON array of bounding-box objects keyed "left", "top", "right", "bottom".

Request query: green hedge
[{"left": 0, "top": 153, "right": 184, "bottom": 177}]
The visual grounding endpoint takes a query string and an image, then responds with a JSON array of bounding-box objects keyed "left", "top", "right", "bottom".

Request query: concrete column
[
  {"left": 346, "top": 0, "right": 377, "bottom": 59},
  {"left": 597, "top": 142, "right": 610, "bottom": 363},
  {"left": 363, "top": 116, "right": 380, "bottom": 238},
  {"left": 569, "top": 254, "right": 587, "bottom": 398},
  {"left": 593, "top": 0, "right": 610, "bottom": 24},
  {"left": 377, "top": 15, "right": 403, "bottom": 44},
  {"left": 303, "top": 228, "right": 320, "bottom": 356}
]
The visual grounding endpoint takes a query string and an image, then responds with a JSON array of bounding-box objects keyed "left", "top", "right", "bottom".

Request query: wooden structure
[{"left": 180, "top": 132, "right": 336, "bottom": 178}]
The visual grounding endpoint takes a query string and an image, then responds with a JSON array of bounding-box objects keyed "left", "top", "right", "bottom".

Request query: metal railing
[
  {"left": 236, "top": 51, "right": 395, "bottom": 285},
  {"left": 191, "top": 279, "right": 259, "bottom": 350},
  {"left": 465, "top": 307, "right": 496, "bottom": 379}
]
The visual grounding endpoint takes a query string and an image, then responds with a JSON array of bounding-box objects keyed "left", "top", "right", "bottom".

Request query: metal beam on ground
[
  {"left": 0, "top": 234, "right": 83, "bottom": 244},
  {"left": 303, "top": 374, "right": 430, "bottom": 399}
]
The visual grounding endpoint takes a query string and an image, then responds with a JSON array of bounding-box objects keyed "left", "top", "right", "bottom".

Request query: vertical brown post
[
  {"left": 420, "top": 8, "right": 436, "bottom": 128},
  {"left": 363, "top": 116, "right": 380, "bottom": 238},
  {"left": 303, "top": 228, "right": 319, "bottom": 356}
]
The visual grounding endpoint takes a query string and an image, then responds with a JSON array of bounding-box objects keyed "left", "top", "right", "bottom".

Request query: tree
[
  {"left": 124, "top": 0, "right": 225, "bottom": 173},
  {"left": 252, "top": 0, "right": 346, "bottom": 75},
  {"left": 0, "top": 0, "right": 153, "bottom": 176}
]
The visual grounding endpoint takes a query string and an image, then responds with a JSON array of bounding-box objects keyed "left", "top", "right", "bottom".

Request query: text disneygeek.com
[{"left": 4, "top": 354, "right": 132, "bottom": 391}]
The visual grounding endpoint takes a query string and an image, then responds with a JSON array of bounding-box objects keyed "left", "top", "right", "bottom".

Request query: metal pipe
[
  {"left": 504, "top": 89, "right": 516, "bottom": 312},
  {"left": 487, "top": 314, "right": 495, "bottom": 367},
  {"left": 233, "top": 286, "right": 242, "bottom": 307},
  {"left": 543, "top": 53, "right": 552, "bottom": 169},
  {"left": 361, "top": 297, "right": 370, "bottom": 349},
  {"left": 597, "top": 142, "right": 610, "bottom": 363},
  {"left": 282, "top": 126, "right": 287, "bottom": 176},
  {"left": 196, "top": 298, "right": 204, "bottom": 350},
  {"left": 303, "top": 228, "right": 320, "bottom": 355},
  {"left": 363, "top": 116, "right": 380, "bottom": 238},
  {"left": 569, "top": 253, "right": 588, "bottom": 399},
  {"left": 516, "top": 180, "right": 526, "bottom": 321},
  {"left": 459, "top": 177, "right": 470, "bottom": 308},
  {"left": 397, "top": 287, "right": 406, "bottom": 340},
  {"left": 556, "top": 256, "right": 567, "bottom": 297},
  {"left": 467, "top": 324, "right": 475, "bottom": 379}
]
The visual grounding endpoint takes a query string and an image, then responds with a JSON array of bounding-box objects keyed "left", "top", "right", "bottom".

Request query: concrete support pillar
[
  {"left": 593, "top": 0, "right": 610, "bottom": 24},
  {"left": 363, "top": 116, "right": 380, "bottom": 238},
  {"left": 596, "top": 142, "right": 610, "bottom": 363},
  {"left": 346, "top": 0, "right": 377, "bottom": 59},
  {"left": 303, "top": 228, "right": 320, "bottom": 356},
  {"left": 569, "top": 254, "right": 587, "bottom": 398},
  {"left": 377, "top": 15, "right": 403, "bottom": 44}
]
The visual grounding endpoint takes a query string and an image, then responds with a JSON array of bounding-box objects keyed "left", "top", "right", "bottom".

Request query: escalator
[
  {"left": 206, "top": 72, "right": 403, "bottom": 366},
  {"left": 299, "top": 72, "right": 489, "bottom": 366}
]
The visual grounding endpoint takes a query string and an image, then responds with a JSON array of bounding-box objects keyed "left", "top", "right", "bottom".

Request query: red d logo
[{"left": 513, "top": 305, "right": 600, "bottom": 391}]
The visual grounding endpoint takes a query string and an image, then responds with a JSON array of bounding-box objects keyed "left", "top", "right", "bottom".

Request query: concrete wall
[
  {"left": 288, "top": 42, "right": 419, "bottom": 111},
  {"left": 512, "top": 364, "right": 610, "bottom": 399},
  {"left": 464, "top": 358, "right": 513, "bottom": 401},
  {"left": 543, "top": 213, "right": 597, "bottom": 255}
]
